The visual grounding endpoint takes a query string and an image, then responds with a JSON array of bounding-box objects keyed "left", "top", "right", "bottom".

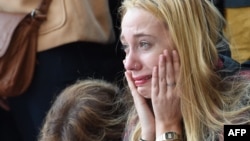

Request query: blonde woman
[{"left": 119, "top": 0, "right": 250, "bottom": 141}]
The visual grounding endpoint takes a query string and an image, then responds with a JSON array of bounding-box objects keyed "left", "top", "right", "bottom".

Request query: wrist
[
  {"left": 156, "top": 121, "right": 182, "bottom": 136},
  {"left": 140, "top": 128, "right": 155, "bottom": 141}
]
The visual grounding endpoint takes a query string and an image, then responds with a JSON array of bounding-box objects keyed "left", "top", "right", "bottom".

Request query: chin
[{"left": 137, "top": 87, "right": 151, "bottom": 99}]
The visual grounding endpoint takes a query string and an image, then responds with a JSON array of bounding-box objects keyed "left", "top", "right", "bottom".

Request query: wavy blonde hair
[
  {"left": 38, "top": 79, "right": 127, "bottom": 141},
  {"left": 119, "top": 0, "right": 250, "bottom": 140}
]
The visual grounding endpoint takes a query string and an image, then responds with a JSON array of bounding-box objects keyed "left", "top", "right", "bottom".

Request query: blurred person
[
  {"left": 38, "top": 79, "right": 127, "bottom": 141},
  {"left": 0, "top": 0, "right": 123, "bottom": 141}
]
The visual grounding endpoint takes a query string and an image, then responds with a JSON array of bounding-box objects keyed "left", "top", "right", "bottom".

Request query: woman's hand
[
  {"left": 151, "top": 49, "right": 182, "bottom": 136},
  {"left": 125, "top": 71, "right": 156, "bottom": 141}
]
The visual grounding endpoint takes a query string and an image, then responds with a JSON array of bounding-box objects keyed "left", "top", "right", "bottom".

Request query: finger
[
  {"left": 151, "top": 66, "right": 159, "bottom": 98},
  {"left": 164, "top": 50, "right": 175, "bottom": 88},
  {"left": 124, "top": 71, "right": 137, "bottom": 96},
  {"left": 125, "top": 71, "right": 154, "bottom": 131},
  {"left": 159, "top": 54, "right": 167, "bottom": 94},
  {"left": 125, "top": 71, "right": 147, "bottom": 102},
  {"left": 172, "top": 50, "right": 180, "bottom": 83},
  {"left": 125, "top": 71, "right": 152, "bottom": 127}
]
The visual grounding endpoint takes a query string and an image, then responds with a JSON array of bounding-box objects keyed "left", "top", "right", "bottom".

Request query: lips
[{"left": 133, "top": 75, "right": 152, "bottom": 86}]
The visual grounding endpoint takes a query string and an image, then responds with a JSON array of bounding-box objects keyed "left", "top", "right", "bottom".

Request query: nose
[{"left": 123, "top": 52, "right": 141, "bottom": 71}]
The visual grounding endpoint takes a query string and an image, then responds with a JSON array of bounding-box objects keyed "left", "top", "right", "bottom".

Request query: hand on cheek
[
  {"left": 125, "top": 71, "right": 156, "bottom": 140},
  {"left": 151, "top": 49, "right": 182, "bottom": 136}
]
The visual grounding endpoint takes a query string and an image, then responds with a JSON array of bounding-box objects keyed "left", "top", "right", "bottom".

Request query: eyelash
[{"left": 120, "top": 41, "right": 151, "bottom": 54}]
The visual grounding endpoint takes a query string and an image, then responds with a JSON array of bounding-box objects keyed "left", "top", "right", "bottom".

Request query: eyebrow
[{"left": 120, "top": 33, "right": 155, "bottom": 41}]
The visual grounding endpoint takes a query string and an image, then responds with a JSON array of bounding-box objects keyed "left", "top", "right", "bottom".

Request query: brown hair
[{"left": 38, "top": 79, "right": 127, "bottom": 141}]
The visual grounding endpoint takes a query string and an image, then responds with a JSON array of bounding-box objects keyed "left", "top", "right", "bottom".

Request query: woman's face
[{"left": 120, "top": 8, "right": 174, "bottom": 98}]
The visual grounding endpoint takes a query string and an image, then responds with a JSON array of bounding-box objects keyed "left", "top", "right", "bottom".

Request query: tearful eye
[{"left": 139, "top": 41, "right": 150, "bottom": 48}]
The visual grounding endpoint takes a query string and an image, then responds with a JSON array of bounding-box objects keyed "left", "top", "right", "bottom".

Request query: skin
[{"left": 120, "top": 8, "right": 182, "bottom": 140}]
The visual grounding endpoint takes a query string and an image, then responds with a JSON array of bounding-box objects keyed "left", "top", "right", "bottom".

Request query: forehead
[
  {"left": 120, "top": 8, "right": 165, "bottom": 40},
  {"left": 122, "top": 7, "right": 159, "bottom": 25}
]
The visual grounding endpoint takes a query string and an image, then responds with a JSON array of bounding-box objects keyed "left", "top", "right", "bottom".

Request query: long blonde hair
[{"left": 119, "top": 0, "right": 250, "bottom": 140}]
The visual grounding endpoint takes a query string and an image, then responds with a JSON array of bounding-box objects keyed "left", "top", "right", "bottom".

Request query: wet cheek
[{"left": 147, "top": 58, "right": 159, "bottom": 68}]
